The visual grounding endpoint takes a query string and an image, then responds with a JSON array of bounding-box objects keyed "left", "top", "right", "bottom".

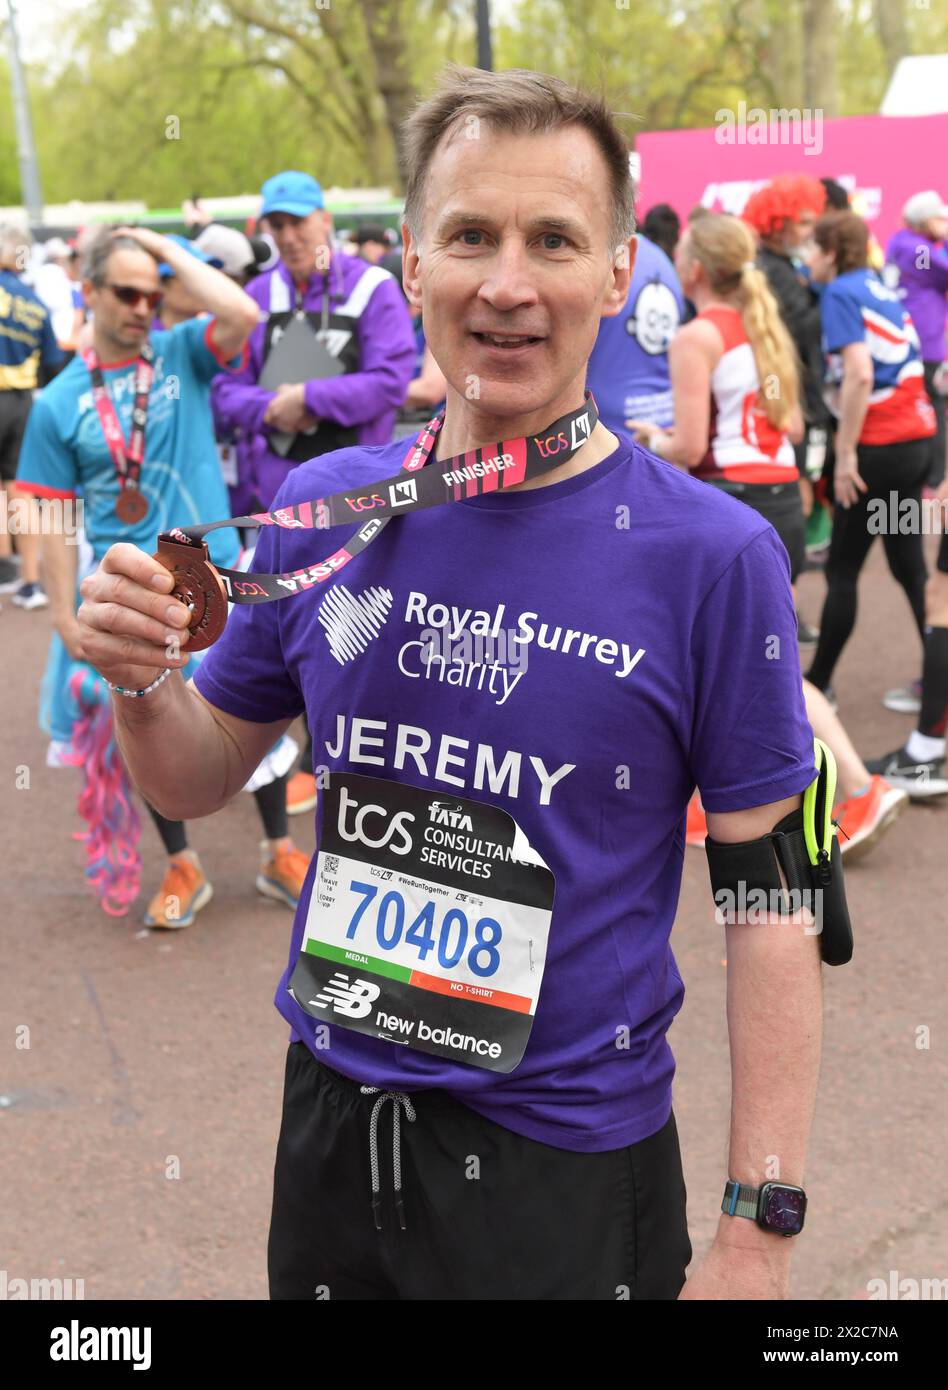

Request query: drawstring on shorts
[{"left": 360, "top": 1086, "right": 417, "bottom": 1231}]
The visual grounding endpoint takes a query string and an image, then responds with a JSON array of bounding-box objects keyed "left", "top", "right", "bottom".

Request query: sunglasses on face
[{"left": 104, "top": 283, "right": 163, "bottom": 310}]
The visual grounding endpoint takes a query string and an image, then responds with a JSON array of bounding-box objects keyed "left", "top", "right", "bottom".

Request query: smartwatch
[{"left": 721, "top": 1179, "right": 807, "bottom": 1236}]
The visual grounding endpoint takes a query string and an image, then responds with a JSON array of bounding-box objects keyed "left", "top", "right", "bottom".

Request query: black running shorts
[
  {"left": 0, "top": 390, "right": 32, "bottom": 483},
  {"left": 267, "top": 1041, "right": 693, "bottom": 1301}
]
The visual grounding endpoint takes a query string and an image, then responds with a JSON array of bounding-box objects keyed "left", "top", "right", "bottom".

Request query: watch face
[{"left": 760, "top": 1184, "right": 806, "bottom": 1233}]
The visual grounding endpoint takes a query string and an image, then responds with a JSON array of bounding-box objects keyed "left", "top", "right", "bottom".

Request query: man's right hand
[{"left": 77, "top": 543, "right": 194, "bottom": 691}]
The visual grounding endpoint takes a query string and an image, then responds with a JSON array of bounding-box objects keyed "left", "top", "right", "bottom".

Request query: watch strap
[{"left": 722, "top": 1179, "right": 759, "bottom": 1220}]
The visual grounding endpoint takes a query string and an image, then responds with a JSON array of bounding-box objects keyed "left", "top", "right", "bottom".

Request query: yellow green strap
[{"left": 803, "top": 737, "right": 837, "bottom": 868}]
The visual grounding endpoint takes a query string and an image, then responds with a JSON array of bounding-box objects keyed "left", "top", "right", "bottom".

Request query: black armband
[{"left": 704, "top": 739, "right": 853, "bottom": 966}]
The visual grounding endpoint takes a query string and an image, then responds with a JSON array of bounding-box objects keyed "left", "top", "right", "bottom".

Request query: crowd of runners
[
  {"left": 4, "top": 164, "right": 945, "bottom": 926},
  {"left": 3, "top": 62, "right": 948, "bottom": 1300}
]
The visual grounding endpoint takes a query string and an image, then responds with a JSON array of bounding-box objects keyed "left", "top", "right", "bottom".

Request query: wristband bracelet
[{"left": 106, "top": 667, "right": 173, "bottom": 699}]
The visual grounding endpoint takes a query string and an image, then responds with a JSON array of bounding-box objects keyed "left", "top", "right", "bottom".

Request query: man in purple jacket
[
  {"left": 885, "top": 189, "right": 948, "bottom": 488},
  {"left": 212, "top": 170, "right": 416, "bottom": 517}
]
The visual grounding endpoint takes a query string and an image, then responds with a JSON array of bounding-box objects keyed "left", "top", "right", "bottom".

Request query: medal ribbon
[
  {"left": 160, "top": 392, "right": 600, "bottom": 607},
  {"left": 82, "top": 343, "right": 154, "bottom": 495}
]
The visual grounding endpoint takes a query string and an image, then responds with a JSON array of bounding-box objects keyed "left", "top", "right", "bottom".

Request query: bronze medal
[
  {"left": 152, "top": 534, "right": 228, "bottom": 652},
  {"left": 115, "top": 487, "right": 149, "bottom": 524}
]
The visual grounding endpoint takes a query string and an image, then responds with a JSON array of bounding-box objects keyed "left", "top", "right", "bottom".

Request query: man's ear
[
  {"left": 601, "top": 235, "right": 636, "bottom": 319},
  {"left": 402, "top": 219, "right": 422, "bottom": 312}
]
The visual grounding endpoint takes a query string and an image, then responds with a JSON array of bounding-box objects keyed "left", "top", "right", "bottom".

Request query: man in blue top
[
  {"left": 16, "top": 226, "right": 311, "bottom": 925},
  {"left": 586, "top": 230, "right": 684, "bottom": 435},
  {"left": 76, "top": 68, "right": 824, "bottom": 1301},
  {"left": 0, "top": 222, "right": 64, "bottom": 607}
]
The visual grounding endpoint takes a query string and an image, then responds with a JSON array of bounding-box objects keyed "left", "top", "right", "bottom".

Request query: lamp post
[
  {"left": 476, "top": 0, "right": 493, "bottom": 72},
  {"left": 3, "top": 0, "right": 43, "bottom": 224}
]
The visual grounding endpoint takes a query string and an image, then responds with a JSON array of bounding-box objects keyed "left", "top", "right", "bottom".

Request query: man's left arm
[
  {"left": 681, "top": 524, "right": 825, "bottom": 1300},
  {"left": 113, "top": 226, "right": 258, "bottom": 362},
  {"left": 302, "top": 275, "right": 416, "bottom": 426},
  {"left": 679, "top": 793, "right": 821, "bottom": 1301}
]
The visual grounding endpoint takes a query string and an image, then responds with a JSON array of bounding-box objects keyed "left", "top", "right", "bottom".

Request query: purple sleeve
[
  {"left": 304, "top": 277, "right": 416, "bottom": 425},
  {"left": 685, "top": 527, "right": 816, "bottom": 813},
  {"left": 927, "top": 243, "right": 948, "bottom": 294},
  {"left": 191, "top": 519, "right": 305, "bottom": 725}
]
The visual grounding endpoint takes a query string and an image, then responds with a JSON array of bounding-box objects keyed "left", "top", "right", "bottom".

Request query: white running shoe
[
  {"left": 882, "top": 682, "right": 922, "bottom": 714},
  {"left": 11, "top": 582, "right": 50, "bottom": 610}
]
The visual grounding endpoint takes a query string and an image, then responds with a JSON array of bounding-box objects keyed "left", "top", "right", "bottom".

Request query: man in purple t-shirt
[{"left": 75, "top": 70, "right": 822, "bottom": 1302}]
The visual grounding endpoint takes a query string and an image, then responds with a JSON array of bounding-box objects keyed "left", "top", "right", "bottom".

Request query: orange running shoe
[
  {"left": 286, "top": 771, "right": 317, "bottom": 816},
  {"left": 833, "top": 775, "right": 908, "bottom": 863},
  {"left": 256, "top": 840, "right": 312, "bottom": 909},
  {"left": 685, "top": 792, "right": 708, "bottom": 847},
  {"left": 144, "top": 854, "right": 213, "bottom": 929}
]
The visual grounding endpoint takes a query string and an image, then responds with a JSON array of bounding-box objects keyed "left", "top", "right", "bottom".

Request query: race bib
[{"left": 287, "top": 773, "right": 556, "bottom": 1073}]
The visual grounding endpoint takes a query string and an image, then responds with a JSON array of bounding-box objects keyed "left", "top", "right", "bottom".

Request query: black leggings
[
  {"left": 144, "top": 773, "right": 289, "bottom": 856},
  {"left": 807, "top": 438, "right": 930, "bottom": 690},
  {"left": 923, "top": 361, "right": 946, "bottom": 489}
]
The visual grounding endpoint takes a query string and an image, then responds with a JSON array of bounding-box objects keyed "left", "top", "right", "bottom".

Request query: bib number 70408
[{"left": 345, "top": 880, "right": 502, "bottom": 978}]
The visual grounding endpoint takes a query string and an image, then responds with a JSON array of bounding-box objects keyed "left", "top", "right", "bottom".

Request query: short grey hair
[
  {"left": 401, "top": 65, "right": 636, "bottom": 254},
  {"left": 81, "top": 228, "right": 151, "bottom": 285},
  {"left": 0, "top": 222, "right": 32, "bottom": 264}
]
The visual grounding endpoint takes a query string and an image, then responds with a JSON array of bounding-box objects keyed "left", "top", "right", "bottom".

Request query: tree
[{"left": 802, "top": 0, "right": 838, "bottom": 116}]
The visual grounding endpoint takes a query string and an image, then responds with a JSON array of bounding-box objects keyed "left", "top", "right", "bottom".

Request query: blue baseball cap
[
  {"left": 158, "top": 233, "right": 214, "bottom": 279},
  {"left": 259, "top": 170, "right": 325, "bottom": 219}
]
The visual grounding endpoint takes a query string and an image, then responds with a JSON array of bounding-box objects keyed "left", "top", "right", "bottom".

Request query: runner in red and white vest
[{"left": 628, "top": 211, "right": 807, "bottom": 583}]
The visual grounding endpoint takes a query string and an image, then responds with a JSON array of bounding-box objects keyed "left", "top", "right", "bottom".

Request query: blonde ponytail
[
  {"left": 738, "top": 262, "right": 800, "bottom": 430},
  {"left": 684, "top": 214, "right": 800, "bottom": 431}
]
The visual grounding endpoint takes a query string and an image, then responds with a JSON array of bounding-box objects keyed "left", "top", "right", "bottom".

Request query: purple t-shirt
[{"left": 193, "top": 435, "right": 815, "bottom": 1152}]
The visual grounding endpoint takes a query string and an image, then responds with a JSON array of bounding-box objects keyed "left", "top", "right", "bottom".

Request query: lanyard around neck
[{"left": 154, "top": 391, "right": 600, "bottom": 649}]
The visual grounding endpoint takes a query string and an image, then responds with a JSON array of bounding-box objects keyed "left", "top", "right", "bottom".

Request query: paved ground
[{"left": 1, "top": 540, "right": 945, "bottom": 1301}]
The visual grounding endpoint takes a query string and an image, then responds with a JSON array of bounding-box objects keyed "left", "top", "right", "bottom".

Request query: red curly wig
[{"left": 742, "top": 175, "right": 827, "bottom": 240}]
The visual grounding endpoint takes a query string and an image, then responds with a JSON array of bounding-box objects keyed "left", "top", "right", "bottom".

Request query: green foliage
[
  {"left": 0, "top": 60, "right": 25, "bottom": 204},
  {"left": 12, "top": 0, "right": 948, "bottom": 209}
]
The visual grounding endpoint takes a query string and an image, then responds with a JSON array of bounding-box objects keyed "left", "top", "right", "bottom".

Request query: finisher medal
[
  {"left": 152, "top": 531, "right": 228, "bottom": 651},
  {"left": 115, "top": 487, "right": 149, "bottom": 524}
]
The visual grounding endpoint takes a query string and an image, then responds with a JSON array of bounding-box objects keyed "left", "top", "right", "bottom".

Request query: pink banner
[{"left": 636, "top": 112, "right": 948, "bottom": 249}]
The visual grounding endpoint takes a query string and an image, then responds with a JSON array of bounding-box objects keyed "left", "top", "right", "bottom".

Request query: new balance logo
[
  {"left": 389, "top": 478, "right": 418, "bottom": 507},
  {"left": 318, "top": 583, "right": 393, "bottom": 665},
  {"left": 310, "top": 973, "right": 381, "bottom": 1018}
]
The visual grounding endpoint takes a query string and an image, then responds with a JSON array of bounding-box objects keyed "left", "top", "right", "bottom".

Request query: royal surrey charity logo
[{"left": 318, "top": 583, "right": 393, "bottom": 665}]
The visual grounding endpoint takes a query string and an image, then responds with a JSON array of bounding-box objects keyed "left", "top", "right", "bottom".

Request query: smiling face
[{"left": 401, "top": 122, "right": 632, "bottom": 444}]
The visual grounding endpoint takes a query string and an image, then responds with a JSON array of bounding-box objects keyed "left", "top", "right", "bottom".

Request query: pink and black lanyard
[
  {"left": 154, "top": 392, "right": 600, "bottom": 649},
  {"left": 82, "top": 344, "right": 154, "bottom": 513}
]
